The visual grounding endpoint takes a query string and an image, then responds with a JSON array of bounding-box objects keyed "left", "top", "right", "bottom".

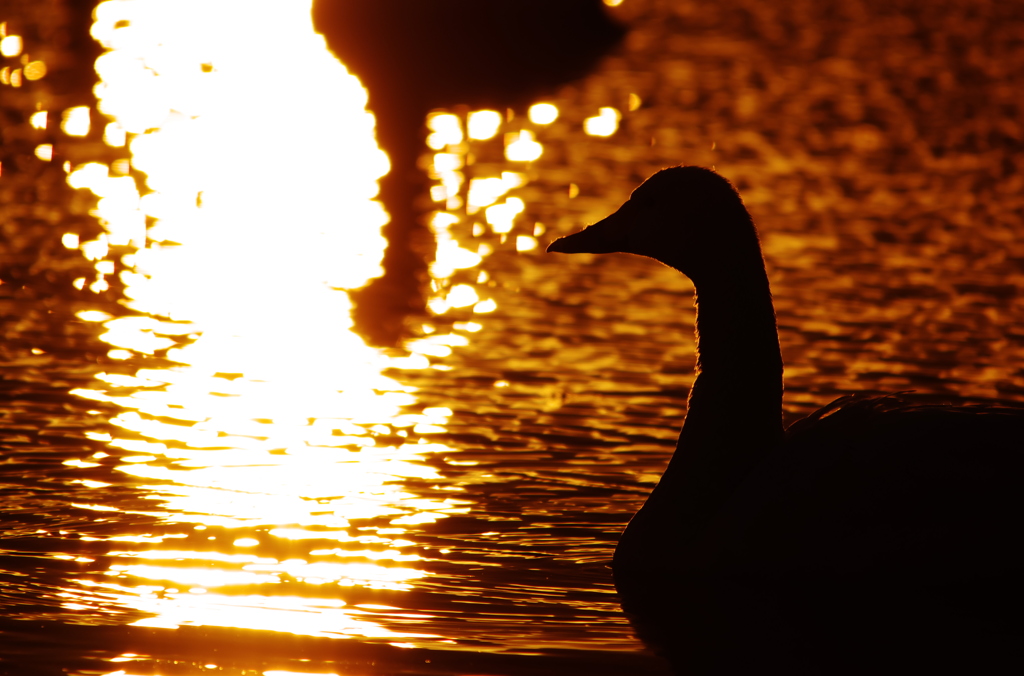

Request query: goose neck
[
  {"left": 631, "top": 263, "right": 784, "bottom": 553},
  {"left": 683, "top": 268, "right": 784, "bottom": 446}
]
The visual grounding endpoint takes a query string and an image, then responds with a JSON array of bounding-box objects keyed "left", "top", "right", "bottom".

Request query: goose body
[{"left": 548, "top": 167, "right": 1024, "bottom": 674}]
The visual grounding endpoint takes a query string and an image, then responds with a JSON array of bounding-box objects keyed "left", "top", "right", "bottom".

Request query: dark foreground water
[{"left": 2, "top": 0, "right": 1024, "bottom": 674}]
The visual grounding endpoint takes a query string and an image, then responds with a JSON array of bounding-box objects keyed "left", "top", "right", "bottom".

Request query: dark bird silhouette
[
  {"left": 312, "top": 0, "right": 624, "bottom": 345},
  {"left": 548, "top": 166, "right": 1024, "bottom": 675}
]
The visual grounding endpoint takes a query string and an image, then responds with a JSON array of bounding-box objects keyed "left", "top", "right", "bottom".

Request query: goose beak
[{"left": 546, "top": 211, "right": 627, "bottom": 254}]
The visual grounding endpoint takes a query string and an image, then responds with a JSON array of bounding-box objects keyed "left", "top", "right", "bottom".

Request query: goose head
[{"left": 546, "top": 166, "right": 761, "bottom": 284}]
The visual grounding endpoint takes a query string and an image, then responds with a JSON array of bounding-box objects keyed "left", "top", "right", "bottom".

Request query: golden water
[{"left": 2, "top": 0, "right": 1023, "bottom": 674}]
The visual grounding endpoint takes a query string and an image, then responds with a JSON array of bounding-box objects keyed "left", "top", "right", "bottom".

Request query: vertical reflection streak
[{"left": 64, "top": 0, "right": 472, "bottom": 642}]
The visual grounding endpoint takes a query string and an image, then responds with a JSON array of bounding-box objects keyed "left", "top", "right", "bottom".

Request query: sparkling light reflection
[
  {"left": 60, "top": 0, "right": 628, "bottom": 652},
  {"left": 528, "top": 102, "right": 559, "bottom": 125},
  {"left": 583, "top": 106, "right": 621, "bottom": 137},
  {"left": 466, "top": 109, "right": 502, "bottom": 140},
  {"left": 0, "top": 33, "right": 22, "bottom": 57},
  {"left": 65, "top": 0, "right": 472, "bottom": 642},
  {"left": 420, "top": 102, "right": 577, "bottom": 316}
]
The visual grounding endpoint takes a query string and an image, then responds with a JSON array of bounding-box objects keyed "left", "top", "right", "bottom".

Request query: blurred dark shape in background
[{"left": 312, "top": 0, "right": 625, "bottom": 346}]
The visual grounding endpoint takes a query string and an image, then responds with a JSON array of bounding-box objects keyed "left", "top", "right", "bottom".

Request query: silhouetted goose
[{"left": 548, "top": 166, "right": 1024, "bottom": 675}]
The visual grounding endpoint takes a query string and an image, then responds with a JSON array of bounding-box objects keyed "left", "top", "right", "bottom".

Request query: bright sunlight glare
[{"left": 64, "top": 0, "right": 473, "bottom": 642}]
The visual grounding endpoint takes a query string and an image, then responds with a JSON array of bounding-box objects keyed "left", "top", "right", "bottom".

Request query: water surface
[{"left": 2, "top": 0, "right": 1023, "bottom": 674}]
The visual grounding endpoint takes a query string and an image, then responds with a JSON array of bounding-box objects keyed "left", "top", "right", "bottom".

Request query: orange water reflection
[
  {"left": 63, "top": 0, "right": 473, "bottom": 643},
  {"left": 418, "top": 100, "right": 624, "bottom": 318},
  {"left": 50, "top": 0, "right": 636, "bottom": 659}
]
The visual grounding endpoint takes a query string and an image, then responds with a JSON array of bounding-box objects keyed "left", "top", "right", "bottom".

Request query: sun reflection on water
[
  {"left": 61, "top": 0, "right": 477, "bottom": 642},
  {"left": 418, "top": 103, "right": 595, "bottom": 318},
  {"left": 48, "top": 0, "right": 632, "bottom": 653}
]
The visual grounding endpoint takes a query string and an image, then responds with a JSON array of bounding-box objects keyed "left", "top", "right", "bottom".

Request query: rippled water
[{"left": 2, "top": 0, "right": 1024, "bottom": 674}]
